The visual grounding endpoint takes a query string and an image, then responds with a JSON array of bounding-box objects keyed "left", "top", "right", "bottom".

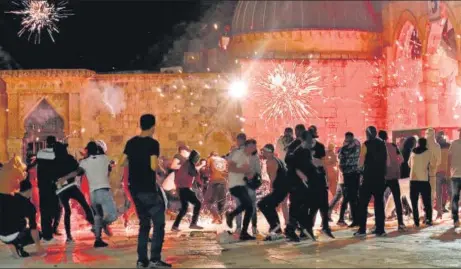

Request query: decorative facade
[{"left": 2, "top": 1, "right": 461, "bottom": 161}]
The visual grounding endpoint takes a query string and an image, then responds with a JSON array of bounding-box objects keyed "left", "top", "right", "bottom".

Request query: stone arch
[
  {"left": 22, "top": 98, "right": 65, "bottom": 160},
  {"left": 392, "top": 10, "right": 423, "bottom": 60},
  {"left": 0, "top": 79, "right": 8, "bottom": 162},
  {"left": 22, "top": 96, "right": 68, "bottom": 135},
  {"left": 204, "top": 129, "right": 233, "bottom": 156}
]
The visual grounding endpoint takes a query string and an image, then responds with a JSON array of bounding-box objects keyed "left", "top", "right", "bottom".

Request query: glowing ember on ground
[
  {"left": 254, "top": 61, "right": 322, "bottom": 122},
  {"left": 6, "top": 0, "right": 72, "bottom": 44}
]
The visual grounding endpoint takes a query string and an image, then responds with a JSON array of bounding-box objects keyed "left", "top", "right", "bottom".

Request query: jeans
[
  {"left": 410, "top": 181, "right": 432, "bottom": 225},
  {"left": 228, "top": 186, "right": 254, "bottom": 234},
  {"left": 436, "top": 172, "right": 452, "bottom": 214},
  {"left": 58, "top": 185, "right": 95, "bottom": 239},
  {"left": 173, "top": 188, "right": 201, "bottom": 228},
  {"left": 357, "top": 178, "right": 386, "bottom": 233},
  {"left": 236, "top": 186, "right": 257, "bottom": 231},
  {"left": 385, "top": 179, "right": 404, "bottom": 226},
  {"left": 258, "top": 187, "right": 288, "bottom": 231},
  {"left": 91, "top": 188, "right": 118, "bottom": 239},
  {"left": 451, "top": 178, "right": 461, "bottom": 222},
  {"left": 343, "top": 172, "right": 360, "bottom": 224},
  {"left": 38, "top": 186, "right": 62, "bottom": 240},
  {"left": 131, "top": 190, "right": 165, "bottom": 263},
  {"left": 328, "top": 183, "right": 348, "bottom": 221},
  {"left": 206, "top": 182, "right": 227, "bottom": 218}
]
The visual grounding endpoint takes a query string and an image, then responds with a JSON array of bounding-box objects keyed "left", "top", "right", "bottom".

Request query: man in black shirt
[
  {"left": 36, "top": 136, "right": 62, "bottom": 241},
  {"left": 284, "top": 124, "right": 306, "bottom": 242},
  {"left": 0, "top": 180, "right": 45, "bottom": 258},
  {"left": 354, "top": 126, "right": 388, "bottom": 237},
  {"left": 119, "top": 114, "right": 171, "bottom": 268},
  {"left": 307, "top": 125, "right": 334, "bottom": 238}
]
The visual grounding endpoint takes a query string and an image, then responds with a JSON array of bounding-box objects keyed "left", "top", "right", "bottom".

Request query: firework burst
[
  {"left": 7, "top": 0, "right": 73, "bottom": 44},
  {"left": 253, "top": 61, "right": 323, "bottom": 122}
]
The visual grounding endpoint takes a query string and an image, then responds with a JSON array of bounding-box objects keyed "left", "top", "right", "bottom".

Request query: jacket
[
  {"left": 338, "top": 139, "right": 360, "bottom": 175},
  {"left": 425, "top": 128, "right": 441, "bottom": 178},
  {"left": 409, "top": 147, "right": 436, "bottom": 181}
]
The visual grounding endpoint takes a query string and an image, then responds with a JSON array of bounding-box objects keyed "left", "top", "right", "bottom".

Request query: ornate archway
[{"left": 22, "top": 98, "right": 65, "bottom": 160}]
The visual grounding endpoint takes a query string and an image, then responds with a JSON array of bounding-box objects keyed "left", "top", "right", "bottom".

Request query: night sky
[{"left": 0, "top": 0, "right": 217, "bottom": 72}]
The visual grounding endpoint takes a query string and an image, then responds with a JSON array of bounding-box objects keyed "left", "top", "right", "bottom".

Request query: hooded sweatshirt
[
  {"left": 425, "top": 128, "right": 441, "bottom": 177},
  {"left": 338, "top": 139, "right": 360, "bottom": 175},
  {"left": 408, "top": 146, "right": 436, "bottom": 181}
]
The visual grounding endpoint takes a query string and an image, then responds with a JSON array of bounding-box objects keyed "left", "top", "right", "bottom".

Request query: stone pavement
[{"left": 2, "top": 212, "right": 461, "bottom": 268}]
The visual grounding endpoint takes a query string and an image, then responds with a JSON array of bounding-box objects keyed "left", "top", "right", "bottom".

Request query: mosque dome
[{"left": 231, "top": 1, "right": 383, "bottom": 36}]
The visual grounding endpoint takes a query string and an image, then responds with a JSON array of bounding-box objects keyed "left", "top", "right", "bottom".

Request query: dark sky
[{"left": 0, "top": 0, "right": 209, "bottom": 72}]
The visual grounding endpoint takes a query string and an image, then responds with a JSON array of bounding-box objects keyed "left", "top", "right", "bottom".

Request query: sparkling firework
[
  {"left": 6, "top": 0, "right": 73, "bottom": 44},
  {"left": 254, "top": 61, "right": 322, "bottom": 122}
]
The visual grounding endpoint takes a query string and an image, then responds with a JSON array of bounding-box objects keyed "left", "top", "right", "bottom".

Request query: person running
[
  {"left": 119, "top": 114, "right": 171, "bottom": 268},
  {"left": 258, "top": 144, "right": 289, "bottom": 236},
  {"left": 172, "top": 150, "right": 204, "bottom": 231},
  {"left": 0, "top": 180, "right": 45, "bottom": 258},
  {"left": 36, "top": 136, "right": 62, "bottom": 242},
  {"left": 79, "top": 141, "right": 118, "bottom": 248},
  {"left": 206, "top": 152, "right": 228, "bottom": 224},
  {"left": 284, "top": 124, "right": 307, "bottom": 241},
  {"left": 408, "top": 138, "right": 435, "bottom": 227},
  {"left": 54, "top": 142, "right": 95, "bottom": 243},
  {"left": 225, "top": 139, "right": 256, "bottom": 241},
  {"left": 449, "top": 128, "right": 461, "bottom": 228},
  {"left": 354, "top": 126, "right": 388, "bottom": 237},
  {"left": 379, "top": 130, "right": 406, "bottom": 231},
  {"left": 306, "top": 126, "right": 334, "bottom": 238}
]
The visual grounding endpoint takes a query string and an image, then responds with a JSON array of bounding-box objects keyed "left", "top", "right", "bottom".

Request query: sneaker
[
  {"left": 375, "top": 231, "right": 387, "bottom": 237},
  {"left": 398, "top": 224, "right": 407, "bottom": 232},
  {"left": 285, "top": 230, "right": 300, "bottom": 242},
  {"left": 171, "top": 226, "right": 181, "bottom": 232},
  {"left": 94, "top": 239, "right": 108, "bottom": 248},
  {"left": 14, "top": 245, "right": 30, "bottom": 258},
  {"left": 225, "top": 212, "right": 233, "bottom": 229},
  {"left": 189, "top": 224, "right": 204, "bottom": 230},
  {"left": 353, "top": 230, "right": 366, "bottom": 238},
  {"left": 148, "top": 260, "right": 172, "bottom": 268},
  {"left": 303, "top": 228, "right": 316, "bottom": 241},
  {"left": 336, "top": 220, "right": 347, "bottom": 227},
  {"left": 53, "top": 230, "right": 63, "bottom": 236},
  {"left": 103, "top": 224, "right": 113, "bottom": 237},
  {"left": 136, "top": 261, "right": 148, "bottom": 268},
  {"left": 239, "top": 232, "right": 256, "bottom": 241},
  {"left": 321, "top": 228, "right": 335, "bottom": 239}
]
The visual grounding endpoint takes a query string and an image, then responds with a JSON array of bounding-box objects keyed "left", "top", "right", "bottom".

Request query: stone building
[{"left": 1, "top": 0, "right": 461, "bottom": 162}]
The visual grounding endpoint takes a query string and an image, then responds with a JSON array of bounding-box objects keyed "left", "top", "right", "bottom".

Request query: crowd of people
[{"left": 1, "top": 112, "right": 461, "bottom": 269}]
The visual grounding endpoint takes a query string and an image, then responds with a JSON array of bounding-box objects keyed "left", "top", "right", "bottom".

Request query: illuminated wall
[{"left": 239, "top": 59, "right": 381, "bottom": 146}]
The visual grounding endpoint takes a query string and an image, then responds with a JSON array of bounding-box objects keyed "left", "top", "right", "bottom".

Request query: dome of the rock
[{"left": 231, "top": 0, "right": 384, "bottom": 35}]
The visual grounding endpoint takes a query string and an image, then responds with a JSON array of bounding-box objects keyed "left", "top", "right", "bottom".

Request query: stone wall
[{"left": 0, "top": 70, "right": 242, "bottom": 162}]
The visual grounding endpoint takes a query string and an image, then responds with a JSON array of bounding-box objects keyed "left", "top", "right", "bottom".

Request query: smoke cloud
[
  {"left": 81, "top": 82, "right": 126, "bottom": 118},
  {"left": 0, "top": 46, "right": 21, "bottom": 70},
  {"left": 141, "top": 0, "right": 237, "bottom": 70}
]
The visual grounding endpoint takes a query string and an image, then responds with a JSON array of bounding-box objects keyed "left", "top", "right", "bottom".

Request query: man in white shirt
[
  {"left": 79, "top": 141, "right": 117, "bottom": 248},
  {"left": 449, "top": 129, "right": 461, "bottom": 227},
  {"left": 225, "top": 139, "right": 255, "bottom": 241}
]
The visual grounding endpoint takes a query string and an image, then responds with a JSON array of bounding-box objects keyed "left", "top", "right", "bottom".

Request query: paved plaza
[{"left": 2, "top": 211, "right": 461, "bottom": 268}]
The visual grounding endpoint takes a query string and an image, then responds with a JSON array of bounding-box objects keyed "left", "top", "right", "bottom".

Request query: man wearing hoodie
[
  {"left": 425, "top": 128, "right": 441, "bottom": 206},
  {"left": 336, "top": 132, "right": 361, "bottom": 227},
  {"left": 354, "top": 126, "right": 388, "bottom": 237},
  {"left": 408, "top": 138, "right": 436, "bottom": 227}
]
